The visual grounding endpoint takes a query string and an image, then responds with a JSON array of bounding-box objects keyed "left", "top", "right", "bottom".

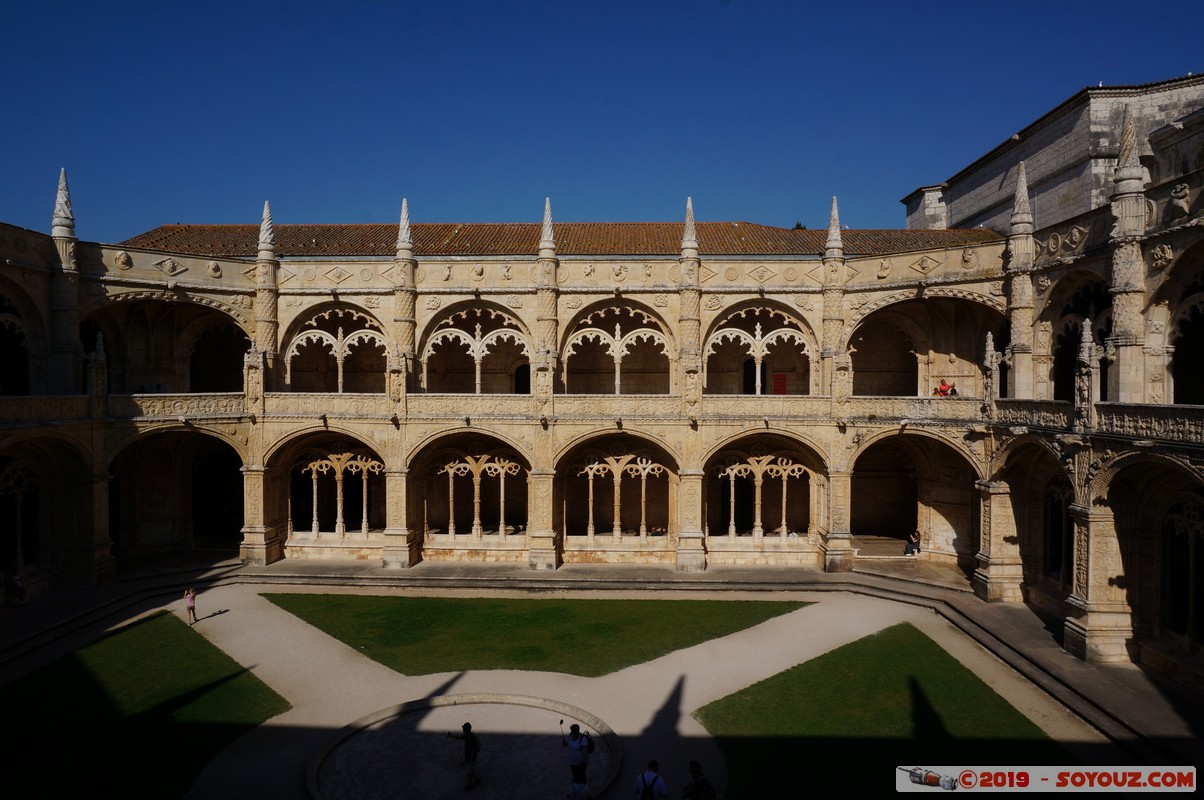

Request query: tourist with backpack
[
  {"left": 682, "top": 760, "right": 717, "bottom": 800},
  {"left": 562, "top": 722, "right": 593, "bottom": 785},
  {"left": 634, "top": 759, "right": 667, "bottom": 799}
]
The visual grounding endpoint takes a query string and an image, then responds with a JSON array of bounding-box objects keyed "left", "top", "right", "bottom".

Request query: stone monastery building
[{"left": 3, "top": 75, "right": 1204, "bottom": 686}]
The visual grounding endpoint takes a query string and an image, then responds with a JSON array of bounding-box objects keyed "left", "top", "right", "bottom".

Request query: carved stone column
[
  {"left": 240, "top": 464, "right": 282, "bottom": 565},
  {"left": 678, "top": 198, "right": 702, "bottom": 416},
  {"left": 821, "top": 198, "right": 846, "bottom": 403},
  {"left": 59, "top": 472, "right": 117, "bottom": 588},
  {"left": 535, "top": 199, "right": 560, "bottom": 414},
  {"left": 382, "top": 467, "right": 414, "bottom": 568},
  {"left": 822, "top": 470, "right": 854, "bottom": 572},
  {"left": 972, "top": 480, "right": 1023, "bottom": 602},
  {"left": 394, "top": 199, "right": 418, "bottom": 400},
  {"left": 1006, "top": 161, "right": 1035, "bottom": 399},
  {"left": 1107, "top": 107, "right": 1148, "bottom": 403},
  {"left": 1063, "top": 503, "right": 1134, "bottom": 663},
  {"left": 526, "top": 468, "right": 559, "bottom": 570},
  {"left": 675, "top": 468, "right": 706, "bottom": 572}
]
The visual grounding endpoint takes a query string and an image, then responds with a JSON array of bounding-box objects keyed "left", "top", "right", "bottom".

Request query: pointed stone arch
[
  {"left": 702, "top": 303, "right": 817, "bottom": 395},
  {"left": 560, "top": 302, "right": 674, "bottom": 394},
  {"left": 419, "top": 303, "right": 532, "bottom": 394},
  {"left": 282, "top": 304, "right": 390, "bottom": 393}
]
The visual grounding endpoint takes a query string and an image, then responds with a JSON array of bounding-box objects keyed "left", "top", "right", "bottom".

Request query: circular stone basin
[{"left": 310, "top": 694, "right": 619, "bottom": 800}]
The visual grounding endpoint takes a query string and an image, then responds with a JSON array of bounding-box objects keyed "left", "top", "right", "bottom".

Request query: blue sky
[{"left": 3, "top": 0, "right": 1201, "bottom": 244}]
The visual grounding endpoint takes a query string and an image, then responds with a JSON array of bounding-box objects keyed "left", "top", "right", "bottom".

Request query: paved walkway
[{"left": 3, "top": 554, "right": 1203, "bottom": 798}]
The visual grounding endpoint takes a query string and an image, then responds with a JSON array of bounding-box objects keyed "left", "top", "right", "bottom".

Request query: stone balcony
[{"left": 2, "top": 393, "right": 1202, "bottom": 450}]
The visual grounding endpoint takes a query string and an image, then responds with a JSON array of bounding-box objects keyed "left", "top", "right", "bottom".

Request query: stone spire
[
  {"left": 52, "top": 168, "right": 75, "bottom": 239},
  {"left": 1114, "top": 104, "right": 1144, "bottom": 195},
  {"left": 1010, "top": 161, "right": 1032, "bottom": 232},
  {"left": 258, "top": 201, "right": 276, "bottom": 259},
  {"left": 680, "top": 197, "right": 698, "bottom": 258},
  {"left": 825, "top": 196, "right": 843, "bottom": 259},
  {"left": 539, "top": 197, "right": 555, "bottom": 259},
  {"left": 396, "top": 198, "right": 413, "bottom": 259},
  {"left": 1078, "top": 318, "right": 1094, "bottom": 359}
]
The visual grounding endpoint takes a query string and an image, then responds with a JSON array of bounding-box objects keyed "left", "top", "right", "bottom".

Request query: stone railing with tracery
[
  {"left": 714, "top": 455, "right": 808, "bottom": 538},
  {"left": 994, "top": 399, "right": 1074, "bottom": 430},
  {"left": 437, "top": 454, "right": 525, "bottom": 539},
  {"left": 265, "top": 393, "right": 391, "bottom": 418},
  {"left": 294, "top": 451, "right": 385, "bottom": 538},
  {"left": 576, "top": 455, "right": 668, "bottom": 540},
  {"left": 1095, "top": 403, "right": 1204, "bottom": 444},
  {"left": 0, "top": 395, "right": 89, "bottom": 423},
  {"left": 110, "top": 393, "right": 246, "bottom": 419}
]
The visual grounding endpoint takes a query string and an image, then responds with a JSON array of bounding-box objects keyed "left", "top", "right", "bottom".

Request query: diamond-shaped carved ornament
[
  {"left": 699, "top": 265, "right": 718, "bottom": 283},
  {"left": 910, "top": 255, "right": 940, "bottom": 275},
  {"left": 747, "top": 265, "right": 777, "bottom": 283},
  {"left": 155, "top": 257, "right": 187, "bottom": 277},
  {"left": 325, "top": 266, "right": 352, "bottom": 284}
]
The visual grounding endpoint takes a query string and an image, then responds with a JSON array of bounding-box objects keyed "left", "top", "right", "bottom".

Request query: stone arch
[
  {"left": 1078, "top": 454, "right": 1204, "bottom": 673},
  {"left": 0, "top": 435, "right": 92, "bottom": 588},
  {"left": 178, "top": 313, "right": 252, "bottom": 393},
  {"left": 560, "top": 302, "right": 674, "bottom": 394},
  {"left": 1040, "top": 274, "right": 1111, "bottom": 402},
  {"left": 850, "top": 432, "right": 982, "bottom": 566},
  {"left": 97, "top": 289, "right": 251, "bottom": 329},
  {"left": 107, "top": 429, "right": 246, "bottom": 558},
  {"left": 418, "top": 303, "right": 532, "bottom": 394},
  {"left": 408, "top": 433, "right": 533, "bottom": 553},
  {"left": 555, "top": 432, "right": 680, "bottom": 554},
  {"left": 266, "top": 431, "right": 388, "bottom": 554},
  {"left": 80, "top": 295, "right": 249, "bottom": 393},
  {"left": 0, "top": 275, "right": 47, "bottom": 395},
  {"left": 993, "top": 439, "right": 1075, "bottom": 610},
  {"left": 1165, "top": 242, "right": 1204, "bottom": 407},
  {"left": 702, "top": 433, "right": 826, "bottom": 541},
  {"left": 844, "top": 294, "right": 1004, "bottom": 398},
  {"left": 702, "top": 302, "right": 817, "bottom": 395},
  {"left": 282, "top": 304, "right": 390, "bottom": 393}
]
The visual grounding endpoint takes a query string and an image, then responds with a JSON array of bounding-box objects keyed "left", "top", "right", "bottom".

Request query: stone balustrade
[
  {"left": 994, "top": 399, "right": 1074, "bottom": 430},
  {"left": 108, "top": 393, "right": 246, "bottom": 420},
  {"left": 0, "top": 395, "right": 89, "bottom": 422},
  {"left": 1095, "top": 402, "right": 1204, "bottom": 443}
]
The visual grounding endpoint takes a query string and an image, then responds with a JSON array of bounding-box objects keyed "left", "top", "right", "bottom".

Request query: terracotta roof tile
[{"left": 118, "top": 221, "right": 1001, "bottom": 258}]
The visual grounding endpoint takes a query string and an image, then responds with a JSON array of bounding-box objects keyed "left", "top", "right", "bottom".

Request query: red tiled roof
[{"left": 118, "top": 221, "right": 1001, "bottom": 258}]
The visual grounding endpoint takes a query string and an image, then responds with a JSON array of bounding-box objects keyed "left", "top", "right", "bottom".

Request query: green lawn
[
  {"left": 3, "top": 610, "right": 289, "bottom": 796},
  {"left": 5, "top": 597, "right": 1081, "bottom": 798},
  {"left": 695, "top": 622, "right": 1077, "bottom": 795},
  {"left": 262, "top": 594, "right": 807, "bottom": 675}
]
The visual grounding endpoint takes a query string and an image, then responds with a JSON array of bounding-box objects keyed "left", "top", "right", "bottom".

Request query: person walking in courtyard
[
  {"left": 682, "top": 760, "right": 716, "bottom": 800},
  {"left": 184, "top": 587, "right": 197, "bottom": 624},
  {"left": 562, "top": 722, "right": 591, "bottom": 786},
  {"left": 447, "top": 721, "right": 481, "bottom": 789},
  {"left": 634, "top": 759, "right": 667, "bottom": 799}
]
